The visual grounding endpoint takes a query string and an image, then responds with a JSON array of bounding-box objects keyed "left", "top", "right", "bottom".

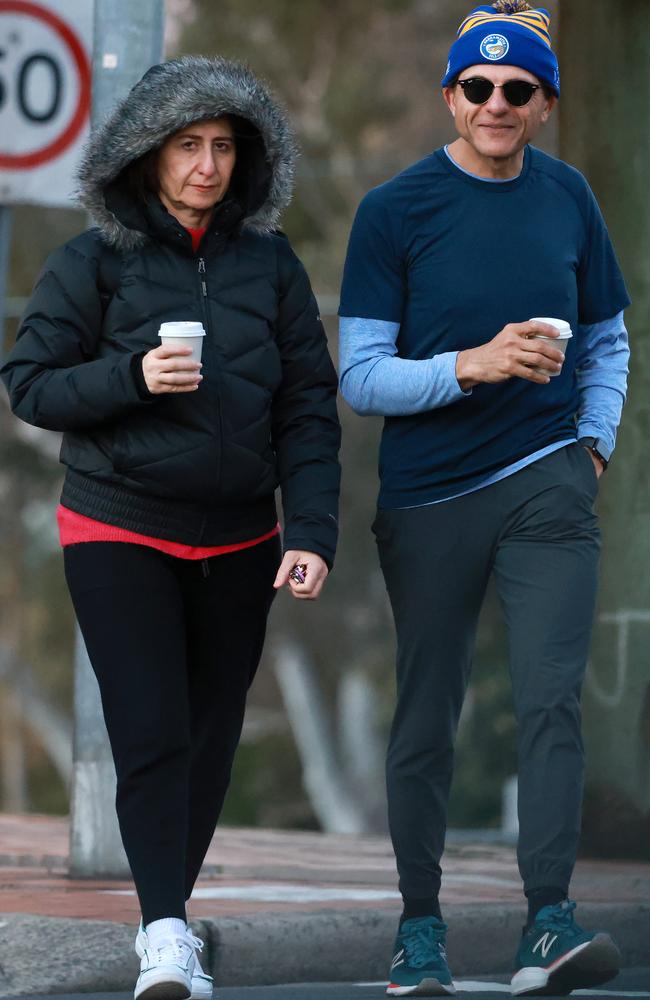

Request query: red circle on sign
[{"left": 0, "top": 0, "right": 91, "bottom": 169}]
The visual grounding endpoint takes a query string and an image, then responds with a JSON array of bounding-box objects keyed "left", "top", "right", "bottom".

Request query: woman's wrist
[{"left": 131, "top": 352, "right": 155, "bottom": 399}]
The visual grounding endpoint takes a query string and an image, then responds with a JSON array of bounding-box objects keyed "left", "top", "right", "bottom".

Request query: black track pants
[
  {"left": 374, "top": 444, "right": 600, "bottom": 902},
  {"left": 64, "top": 536, "right": 280, "bottom": 924}
]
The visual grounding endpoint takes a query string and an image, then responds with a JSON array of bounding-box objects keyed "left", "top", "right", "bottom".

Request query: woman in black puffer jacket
[{"left": 1, "top": 57, "right": 340, "bottom": 1000}]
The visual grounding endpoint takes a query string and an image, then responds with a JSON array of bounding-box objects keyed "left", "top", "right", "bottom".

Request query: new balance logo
[
  {"left": 391, "top": 949, "right": 405, "bottom": 970},
  {"left": 532, "top": 932, "right": 558, "bottom": 959}
]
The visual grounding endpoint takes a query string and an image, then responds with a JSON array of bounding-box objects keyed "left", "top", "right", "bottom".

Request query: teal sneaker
[
  {"left": 511, "top": 900, "right": 621, "bottom": 996},
  {"left": 386, "top": 915, "right": 456, "bottom": 996}
]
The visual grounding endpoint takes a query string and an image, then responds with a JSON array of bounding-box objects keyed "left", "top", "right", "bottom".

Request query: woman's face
[{"left": 157, "top": 118, "right": 236, "bottom": 223}]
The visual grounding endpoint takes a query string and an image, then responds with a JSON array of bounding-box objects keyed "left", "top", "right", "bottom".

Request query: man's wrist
[
  {"left": 456, "top": 349, "right": 479, "bottom": 391},
  {"left": 578, "top": 436, "right": 609, "bottom": 471}
]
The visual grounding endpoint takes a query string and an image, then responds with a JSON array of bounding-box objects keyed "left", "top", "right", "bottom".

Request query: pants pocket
[{"left": 572, "top": 442, "right": 599, "bottom": 496}]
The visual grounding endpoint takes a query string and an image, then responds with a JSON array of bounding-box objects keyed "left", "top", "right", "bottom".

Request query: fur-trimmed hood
[{"left": 77, "top": 56, "right": 297, "bottom": 251}]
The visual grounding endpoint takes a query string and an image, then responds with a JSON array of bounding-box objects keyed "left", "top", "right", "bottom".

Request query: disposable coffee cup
[
  {"left": 158, "top": 321, "right": 206, "bottom": 363},
  {"left": 528, "top": 317, "right": 572, "bottom": 376}
]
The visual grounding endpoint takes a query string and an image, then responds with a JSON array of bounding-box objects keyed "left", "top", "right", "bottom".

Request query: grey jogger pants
[{"left": 374, "top": 443, "right": 601, "bottom": 901}]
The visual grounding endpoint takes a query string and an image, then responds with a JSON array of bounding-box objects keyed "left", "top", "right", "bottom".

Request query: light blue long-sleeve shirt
[{"left": 339, "top": 311, "right": 629, "bottom": 505}]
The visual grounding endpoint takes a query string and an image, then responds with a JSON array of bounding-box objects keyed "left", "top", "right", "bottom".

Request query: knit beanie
[{"left": 441, "top": 1, "right": 560, "bottom": 96}]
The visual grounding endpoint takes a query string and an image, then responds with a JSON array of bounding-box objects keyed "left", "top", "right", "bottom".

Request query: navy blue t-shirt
[{"left": 339, "top": 146, "right": 630, "bottom": 507}]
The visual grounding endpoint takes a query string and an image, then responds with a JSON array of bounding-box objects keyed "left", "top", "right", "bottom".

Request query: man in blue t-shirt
[{"left": 339, "top": 3, "right": 630, "bottom": 997}]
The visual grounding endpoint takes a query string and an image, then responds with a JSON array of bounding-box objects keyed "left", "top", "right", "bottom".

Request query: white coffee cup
[
  {"left": 528, "top": 317, "right": 572, "bottom": 376},
  {"left": 158, "top": 321, "right": 206, "bottom": 364}
]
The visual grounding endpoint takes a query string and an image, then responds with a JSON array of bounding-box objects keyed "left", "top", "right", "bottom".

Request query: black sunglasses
[{"left": 458, "top": 77, "right": 541, "bottom": 107}]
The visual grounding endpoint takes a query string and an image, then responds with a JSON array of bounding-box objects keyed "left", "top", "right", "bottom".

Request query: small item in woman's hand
[{"left": 289, "top": 563, "right": 307, "bottom": 585}]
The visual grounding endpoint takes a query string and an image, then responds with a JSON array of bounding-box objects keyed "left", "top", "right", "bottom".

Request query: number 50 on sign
[{"left": 0, "top": 0, "right": 92, "bottom": 207}]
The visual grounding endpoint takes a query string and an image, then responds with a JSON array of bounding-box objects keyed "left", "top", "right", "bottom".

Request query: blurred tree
[
  {"left": 0, "top": 393, "right": 72, "bottom": 814},
  {"left": 559, "top": 0, "right": 650, "bottom": 859},
  {"left": 178, "top": 0, "right": 460, "bottom": 286},
  {"left": 1, "top": 201, "right": 88, "bottom": 815}
]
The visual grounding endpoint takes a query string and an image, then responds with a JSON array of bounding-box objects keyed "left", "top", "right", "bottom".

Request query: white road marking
[
  {"left": 102, "top": 873, "right": 517, "bottom": 901},
  {"left": 354, "top": 983, "right": 650, "bottom": 997},
  {"left": 102, "top": 884, "right": 402, "bottom": 903}
]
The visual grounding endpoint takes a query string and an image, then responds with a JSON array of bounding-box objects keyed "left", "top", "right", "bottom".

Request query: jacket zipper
[
  {"left": 196, "top": 256, "right": 224, "bottom": 510},
  {"left": 198, "top": 256, "right": 208, "bottom": 298}
]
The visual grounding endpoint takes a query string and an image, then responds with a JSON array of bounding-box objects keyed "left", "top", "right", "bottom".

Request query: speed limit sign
[{"left": 0, "top": 0, "right": 92, "bottom": 206}]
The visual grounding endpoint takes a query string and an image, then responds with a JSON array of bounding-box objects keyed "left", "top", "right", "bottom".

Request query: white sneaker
[
  {"left": 136, "top": 923, "right": 213, "bottom": 1000},
  {"left": 186, "top": 944, "right": 213, "bottom": 1000},
  {"left": 134, "top": 925, "right": 194, "bottom": 1000}
]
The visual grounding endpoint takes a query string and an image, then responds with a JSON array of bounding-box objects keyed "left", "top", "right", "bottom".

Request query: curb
[
  {"left": 0, "top": 903, "right": 647, "bottom": 995},
  {"left": 206, "top": 904, "right": 650, "bottom": 987}
]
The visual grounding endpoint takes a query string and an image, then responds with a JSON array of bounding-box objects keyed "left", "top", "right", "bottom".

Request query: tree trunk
[
  {"left": 272, "top": 637, "right": 366, "bottom": 834},
  {"left": 559, "top": 0, "right": 650, "bottom": 855},
  {"left": 0, "top": 686, "right": 27, "bottom": 812}
]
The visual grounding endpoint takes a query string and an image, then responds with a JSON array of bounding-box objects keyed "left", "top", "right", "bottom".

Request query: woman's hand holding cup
[
  {"left": 142, "top": 343, "right": 203, "bottom": 394},
  {"left": 143, "top": 321, "right": 207, "bottom": 394}
]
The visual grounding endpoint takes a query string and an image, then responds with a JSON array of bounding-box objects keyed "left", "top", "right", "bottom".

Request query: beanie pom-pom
[{"left": 493, "top": 1, "right": 533, "bottom": 12}]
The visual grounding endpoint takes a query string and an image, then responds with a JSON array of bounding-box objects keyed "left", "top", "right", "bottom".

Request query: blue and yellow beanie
[{"left": 441, "top": 1, "right": 560, "bottom": 96}]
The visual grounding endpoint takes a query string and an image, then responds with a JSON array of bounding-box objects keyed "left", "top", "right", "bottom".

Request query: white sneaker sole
[
  {"left": 134, "top": 968, "right": 192, "bottom": 1000},
  {"left": 511, "top": 934, "right": 621, "bottom": 996},
  {"left": 135, "top": 928, "right": 209, "bottom": 1000},
  {"left": 387, "top": 979, "right": 457, "bottom": 996},
  {"left": 190, "top": 975, "right": 213, "bottom": 1000}
]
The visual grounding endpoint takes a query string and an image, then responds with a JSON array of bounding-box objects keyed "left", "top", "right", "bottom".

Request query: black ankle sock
[
  {"left": 400, "top": 897, "right": 442, "bottom": 926},
  {"left": 525, "top": 886, "right": 567, "bottom": 928}
]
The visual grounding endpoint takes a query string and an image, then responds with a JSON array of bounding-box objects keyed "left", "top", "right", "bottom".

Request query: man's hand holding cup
[{"left": 456, "top": 318, "right": 571, "bottom": 390}]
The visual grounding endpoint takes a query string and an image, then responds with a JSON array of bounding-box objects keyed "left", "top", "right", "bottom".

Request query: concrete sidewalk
[{"left": 0, "top": 814, "right": 648, "bottom": 996}]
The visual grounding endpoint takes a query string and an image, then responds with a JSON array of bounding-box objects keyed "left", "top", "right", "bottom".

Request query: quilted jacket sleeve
[
  {"left": 271, "top": 237, "right": 341, "bottom": 569},
  {"left": 1, "top": 238, "right": 151, "bottom": 432}
]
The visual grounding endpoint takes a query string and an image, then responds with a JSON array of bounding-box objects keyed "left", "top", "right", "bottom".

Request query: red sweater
[{"left": 57, "top": 505, "right": 280, "bottom": 559}]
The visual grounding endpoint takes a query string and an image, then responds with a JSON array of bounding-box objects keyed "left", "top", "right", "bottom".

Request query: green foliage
[
  {"left": 221, "top": 733, "right": 317, "bottom": 829},
  {"left": 25, "top": 735, "right": 68, "bottom": 815},
  {"left": 449, "top": 666, "right": 518, "bottom": 829},
  {"left": 448, "top": 584, "right": 518, "bottom": 829}
]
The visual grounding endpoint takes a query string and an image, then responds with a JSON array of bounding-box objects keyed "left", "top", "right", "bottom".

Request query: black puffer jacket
[{"left": 1, "top": 57, "right": 341, "bottom": 565}]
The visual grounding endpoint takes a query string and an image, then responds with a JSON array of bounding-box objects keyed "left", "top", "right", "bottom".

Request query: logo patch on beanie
[{"left": 480, "top": 33, "right": 510, "bottom": 60}]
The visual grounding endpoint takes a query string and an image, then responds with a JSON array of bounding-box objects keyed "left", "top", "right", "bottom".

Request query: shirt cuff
[{"left": 442, "top": 351, "right": 472, "bottom": 400}]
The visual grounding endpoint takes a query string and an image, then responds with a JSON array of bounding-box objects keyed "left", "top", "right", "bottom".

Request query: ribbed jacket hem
[{"left": 61, "top": 469, "right": 278, "bottom": 547}]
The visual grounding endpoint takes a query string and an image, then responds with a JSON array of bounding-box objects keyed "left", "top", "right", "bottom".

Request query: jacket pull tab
[
  {"left": 201, "top": 558, "right": 210, "bottom": 578},
  {"left": 198, "top": 258, "right": 207, "bottom": 297}
]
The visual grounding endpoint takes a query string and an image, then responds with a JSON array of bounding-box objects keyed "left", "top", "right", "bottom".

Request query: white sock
[{"left": 145, "top": 917, "right": 187, "bottom": 944}]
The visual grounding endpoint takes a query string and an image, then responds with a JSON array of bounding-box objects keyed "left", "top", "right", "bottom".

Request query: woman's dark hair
[
  {"left": 123, "top": 147, "right": 161, "bottom": 203},
  {"left": 225, "top": 114, "right": 271, "bottom": 216}
]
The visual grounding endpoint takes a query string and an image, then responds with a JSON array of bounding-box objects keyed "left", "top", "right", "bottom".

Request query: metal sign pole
[
  {"left": 0, "top": 204, "right": 12, "bottom": 367},
  {"left": 69, "top": 0, "right": 165, "bottom": 878}
]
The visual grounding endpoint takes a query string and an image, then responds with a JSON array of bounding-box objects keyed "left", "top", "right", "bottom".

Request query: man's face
[{"left": 443, "top": 63, "right": 556, "bottom": 165}]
